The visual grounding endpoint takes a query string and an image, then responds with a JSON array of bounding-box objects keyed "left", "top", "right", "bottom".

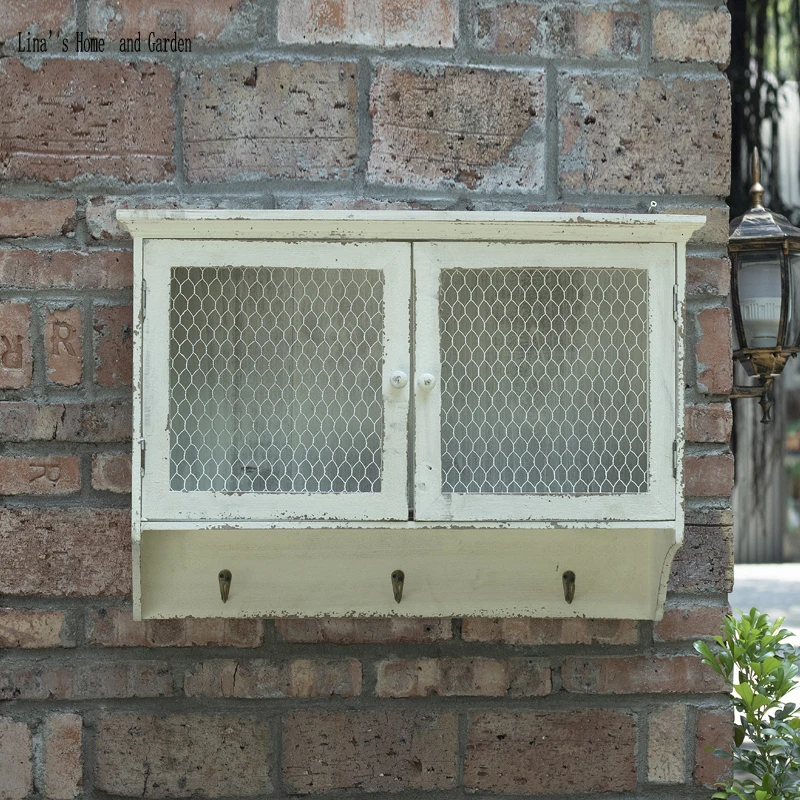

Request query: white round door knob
[
  {"left": 418, "top": 373, "right": 436, "bottom": 389},
  {"left": 390, "top": 370, "right": 408, "bottom": 389}
]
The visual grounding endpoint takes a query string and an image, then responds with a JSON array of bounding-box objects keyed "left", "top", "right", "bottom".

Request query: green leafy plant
[{"left": 695, "top": 608, "right": 800, "bottom": 799}]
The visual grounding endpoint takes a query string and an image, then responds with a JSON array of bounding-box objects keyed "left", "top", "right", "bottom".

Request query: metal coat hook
[
  {"left": 562, "top": 570, "right": 576, "bottom": 604},
  {"left": 219, "top": 569, "right": 232, "bottom": 603},
  {"left": 391, "top": 570, "right": 404, "bottom": 604}
]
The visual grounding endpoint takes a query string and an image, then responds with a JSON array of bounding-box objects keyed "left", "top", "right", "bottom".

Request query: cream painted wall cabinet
[{"left": 118, "top": 211, "right": 704, "bottom": 620}]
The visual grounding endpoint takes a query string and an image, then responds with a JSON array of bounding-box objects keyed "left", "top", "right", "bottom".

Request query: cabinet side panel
[{"left": 132, "top": 236, "right": 144, "bottom": 620}]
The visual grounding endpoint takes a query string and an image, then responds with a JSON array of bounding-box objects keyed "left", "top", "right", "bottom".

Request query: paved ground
[{"left": 730, "top": 563, "right": 800, "bottom": 634}]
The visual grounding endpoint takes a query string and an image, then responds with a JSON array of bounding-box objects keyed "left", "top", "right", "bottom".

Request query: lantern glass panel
[
  {"left": 737, "top": 249, "right": 783, "bottom": 348},
  {"left": 789, "top": 251, "right": 800, "bottom": 347}
]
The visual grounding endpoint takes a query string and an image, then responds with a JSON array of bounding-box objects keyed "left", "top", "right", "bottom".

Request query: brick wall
[{"left": 0, "top": 1, "right": 733, "bottom": 798}]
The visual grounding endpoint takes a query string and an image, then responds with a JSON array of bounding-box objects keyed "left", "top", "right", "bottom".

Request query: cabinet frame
[
  {"left": 413, "top": 241, "right": 676, "bottom": 521},
  {"left": 120, "top": 211, "right": 705, "bottom": 621},
  {"left": 141, "top": 239, "right": 411, "bottom": 522}
]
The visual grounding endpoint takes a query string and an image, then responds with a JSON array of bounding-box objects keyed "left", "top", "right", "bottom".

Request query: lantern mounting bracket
[{"left": 730, "top": 377, "right": 775, "bottom": 423}]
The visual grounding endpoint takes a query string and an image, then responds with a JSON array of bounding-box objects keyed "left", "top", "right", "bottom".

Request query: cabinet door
[
  {"left": 413, "top": 241, "right": 676, "bottom": 522},
  {"left": 141, "top": 240, "right": 410, "bottom": 521}
]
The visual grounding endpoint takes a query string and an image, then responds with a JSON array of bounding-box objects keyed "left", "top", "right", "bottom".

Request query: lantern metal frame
[{"left": 729, "top": 149, "right": 800, "bottom": 423}]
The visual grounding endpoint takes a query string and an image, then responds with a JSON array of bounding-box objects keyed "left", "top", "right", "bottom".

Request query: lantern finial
[{"left": 749, "top": 147, "right": 765, "bottom": 209}]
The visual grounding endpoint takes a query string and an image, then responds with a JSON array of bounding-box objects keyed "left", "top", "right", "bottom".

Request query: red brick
[
  {"left": 59, "top": 403, "right": 132, "bottom": 442},
  {"left": 283, "top": 711, "right": 458, "bottom": 793},
  {"left": 183, "top": 61, "right": 358, "bottom": 182},
  {"left": 654, "top": 7, "right": 731, "bottom": 66},
  {"left": 0, "top": 199, "right": 77, "bottom": 238},
  {"left": 654, "top": 604, "right": 730, "bottom": 642},
  {"left": 93, "top": 305, "right": 133, "bottom": 387},
  {"left": 288, "top": 659, "right": 361, "bottom": 698},
  {"left": 92, "top": 453, "right": 131, "bottom": 493},
  {"left": 696, "top": 307, "right": 733, "bottom": 394},
  {"left": 42, "top": 714, "right": 82, "bottom": 800},
  {"left": 695, "top": 709, "right": 733, "bottom": 787},
  {"left": 0, "top": 661, "right": 171, "bottom": 700},
  {"left": 669, "top": 524, "right": 734, "bottom": 594},
  {"left": 143, "top": 619, "right": 184, "bottom": 646},
  {"left": 687, "top": 256, "right": 731, "bottom": 296},
  {"left": 685, "top": 453, "right": 734, "bottom": 497},
  {"left": 86, "top": 608, "right": 264, "bottom": 647},
  {"left": 685, "top": 404, "right": 733, "bottom": 443},
  {"left": 0, "top": 508, "right": 131, "bottom": 596},
  {"left": 0, "top": 609, "right": 72, "bottom": 648},
  {"left": 96, "top": 713, "right": 270, "bottom": 798},
  {"left": 562, "top": 655, "right": 727, "bottom": 694},
  {"left": 184, "top": 659, "right": 361, "bottom": 698},
  {"left": 648, "top": 705, "right": 687, "bottom": 783},
  {"left": 0, "top": 402, "right": 132, "bottom": 443},
  {"left": 464, "top": 710, "right": 637, "bottom": 793},
  {"left": 0, "top": 403, "right": 64, "bottom": 441},
  {"left": 0, "top": 717, "right": 32, "bottom": 800},
  {"left": 462, "top": 617, "right": 638, "bottom": 645},
  {"left": 0, "top": 250, "right": 133, "bottom": 289},
  {"left": 87, "top": 0, "right": 252, "bottom": 40},
  {"left": 476, "top": 2, "right": 639, "bottom": 58},
  {"left": 559, "top": 74, "right": 730, "bottom": 195},
  {"left": 79, "top": 662, "right": 170, "bottom": 698},
  {"left": 376, "top": 657, "right": 550, "bottom": 698},
  {"left": 1, "top": 0, "right": 73, "bottom": 39},
  {"left": 275, "top": 617, "right": 451, "bottom": 643},
  {"left": 0, "top": 302, "right": 32, "bottom": 389},
  {"left": 0, "top": 456, "right": 80, "bottom": 496},
  {"left": 369, "top": 65, "right": 546, "bottom": 192},
  {"left": 46, "top": 307, "right": 82, "bottom": 386},
  {"left": 278, "top": 0, "right": 458, "bottom": 47},
  {"left": 0, "top": 59, "right": 174, "bottom": 183}
]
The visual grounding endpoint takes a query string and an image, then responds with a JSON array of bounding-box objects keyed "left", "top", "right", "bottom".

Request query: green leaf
[
  {"left": 735, "top": 682, "right": 755, "bottom": 707},
  {"left": 695, "top": 641, "right": 725, "bottom": 675},
  {"left": 753, "top": 693, "right": 772, "bottom": 708},
  {"left": 762, "top": 656, "right": 782, "bottom": 675}
]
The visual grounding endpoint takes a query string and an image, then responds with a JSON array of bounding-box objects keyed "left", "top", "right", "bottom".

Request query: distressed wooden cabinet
[{"left": 118, "top": 211, "right": 704, "bottom": 620}]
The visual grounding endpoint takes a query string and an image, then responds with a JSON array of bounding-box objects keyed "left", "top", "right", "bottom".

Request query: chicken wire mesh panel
[
  {"left": 169, "top": 266, "right": 385, "bottom": 493},
  {"left": 439, "top": 267, "right": 649, "bottom": 495}
]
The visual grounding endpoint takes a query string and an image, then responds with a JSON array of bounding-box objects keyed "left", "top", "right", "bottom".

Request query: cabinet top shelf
[{"left": 117, "top": 210, "right": 706, "bottom": 242}]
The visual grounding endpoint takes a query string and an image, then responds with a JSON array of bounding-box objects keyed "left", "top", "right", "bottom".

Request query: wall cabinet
[{"left": 118, "top": 211, "right": 704, "bottom": 620}]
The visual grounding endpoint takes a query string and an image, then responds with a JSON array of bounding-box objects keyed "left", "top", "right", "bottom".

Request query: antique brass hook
[
  {"left": 219, "top": 569, "right": 232, "bottom": 603},
  {"left": 391, "top": 570, "right": 404, "bottom": 604},
  {"left": 562, "top": 570, "right": 576, "bottom": 604}
]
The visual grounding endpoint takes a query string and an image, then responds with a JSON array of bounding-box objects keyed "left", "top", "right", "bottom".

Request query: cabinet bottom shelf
[{"left": 135, "top": 527, "right": 678, "bottom": 620}]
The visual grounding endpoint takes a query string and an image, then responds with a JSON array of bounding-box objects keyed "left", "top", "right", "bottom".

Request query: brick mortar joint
[{"left": 0, "top": 693, "right": 736, "bottom": 714}]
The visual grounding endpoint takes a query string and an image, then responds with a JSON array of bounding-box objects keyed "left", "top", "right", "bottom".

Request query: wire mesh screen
[
  {"left": 169, "top": 266, "right": 385, "bottom": 493},
  {"left": 439, "top": 267, "right": 649, "bottom": 495}
]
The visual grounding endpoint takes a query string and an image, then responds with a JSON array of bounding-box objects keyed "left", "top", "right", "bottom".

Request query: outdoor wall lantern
[{"left": 730, "top": 148, "right": 800, "bottom": 423}]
